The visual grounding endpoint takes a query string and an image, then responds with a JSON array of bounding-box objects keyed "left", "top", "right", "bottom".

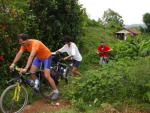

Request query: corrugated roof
[{"left": 125, "top": 28, "right": 141, "bottom": 34}]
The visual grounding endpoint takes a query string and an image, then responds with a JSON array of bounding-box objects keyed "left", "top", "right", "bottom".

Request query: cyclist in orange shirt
[{"left": 9, "top": 33, "right": 59, "bottom": 100}]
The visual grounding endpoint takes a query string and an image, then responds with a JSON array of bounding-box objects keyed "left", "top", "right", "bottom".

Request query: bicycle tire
[
  {"left": 64, "top": 67, "right": 73, "bottom": 84},
  {"left": 0, "top": 84, "right": 28, "bottom": 113},
  {"left": 40, "top": 77, "right": 53, "bottom": 98},
  {"left": 51, "top": 64, "right": 58, "bottom": 71}
]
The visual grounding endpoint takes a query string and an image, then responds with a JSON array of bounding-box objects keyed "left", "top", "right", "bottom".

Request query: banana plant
[{"left": 110, "top": 34, "right": 150, "bottom": 59}]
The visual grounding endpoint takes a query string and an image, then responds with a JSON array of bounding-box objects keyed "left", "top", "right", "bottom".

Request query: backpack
[{"left": 50, "top": 68, "right": 59, "bottom": 85}]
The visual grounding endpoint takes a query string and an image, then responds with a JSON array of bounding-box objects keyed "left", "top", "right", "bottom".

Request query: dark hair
[
  {"left": 63, "top": 35, "right": 71, "bottom": 43},
  {"left": 18, "top": 33, "right": 28, "bottom": 41},
  {"left": 100, "top": 41, "right": 104, "bottom": 43}
]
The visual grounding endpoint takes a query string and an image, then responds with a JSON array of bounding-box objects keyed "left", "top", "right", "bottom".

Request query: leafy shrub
[
  {"left": 28, "top": 0, "right": 85, "bottom": 50},
  {"left": 0, "top": 0, "right": 30, "bottom": 93},
  {"left": 64, "top": 57, "right": 150, "bottom": 107},
  {"left": 0, "top": 0, "right": 84, "bottom": 94},
  {"left": 109, "top": 35, "right": 150, "bottom": 60}
]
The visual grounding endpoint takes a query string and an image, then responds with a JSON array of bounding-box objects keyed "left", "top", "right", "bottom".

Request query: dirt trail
[{"left": 22, "top": 98, "right": 71, "bottom": 113}]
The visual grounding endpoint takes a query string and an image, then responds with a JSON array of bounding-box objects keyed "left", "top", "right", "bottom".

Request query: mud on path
[{"left": 22, "top": 97, "right": 71, "bottom": 113}]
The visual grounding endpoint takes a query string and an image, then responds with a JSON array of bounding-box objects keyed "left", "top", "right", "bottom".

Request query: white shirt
[{"left": 58, "top": 42, "right": 82, "bottom": 61}]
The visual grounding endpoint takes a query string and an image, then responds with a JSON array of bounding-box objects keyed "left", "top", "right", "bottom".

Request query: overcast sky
[{"left": 78, "top": 0, "right": 150, "bottom": 25}]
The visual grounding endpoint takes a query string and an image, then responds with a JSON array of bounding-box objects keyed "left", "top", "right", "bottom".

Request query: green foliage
[
  {"left": 0, "top": 0, "right": 84, "bottom": 94},
  {"left": 133, "top": 26, "right": 148, "bottom": 33},
  {"left": 143, "top": 13, "right": 150, "bottom": 32},
  {"left": 85, "top": 19, "right": 103, "bottom": 27},
  {"left": 0, "top": 0, "right": 29, "bottom": 94},
  {"left": 105, "top": 22, "right": 123, "bottom": 31},
  {"left": 64, "top": 58, "right": 150, "bottom": 108},
  {"left": 70, "top": 97, "right": 87, "bottom": 111},
  {"left": 28, "top": 0, "right": 85, "bottom": 50},
  {"left": 102, "top": 8, "right": 124, "bottom": 27},
  {"left": 109, "top": 34, "right": 150, "bottom": 60}
]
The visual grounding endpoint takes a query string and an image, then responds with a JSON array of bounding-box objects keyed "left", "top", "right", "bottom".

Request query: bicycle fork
[{"left": 13, "top": 82, "right": 21, "bottom": 101}]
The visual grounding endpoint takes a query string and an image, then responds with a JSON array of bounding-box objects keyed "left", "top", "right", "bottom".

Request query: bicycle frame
[
  {"left": 57, "top": 61, "right": 73, "bottom": 78},
  {"left": 9, "top": 71, "right": 36, "bottom": 102},
  {"left": 51, "top": 52, "right": 73, "bottom": 84},
  {"left": 9, "top": 72, "right": 37, "bottom": 88},
  {"left": 13, "top": 82, "right": 21, "bottom": 101},
  {"left": 0, "top": 64, "right": 53, "bottom": 113}
]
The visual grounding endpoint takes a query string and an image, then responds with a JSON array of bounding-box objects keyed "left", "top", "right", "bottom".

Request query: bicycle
[
  {"left": 97, "top": 51, "right": 108, "bottom": 68},
  {"left": 0, "top": 64, "right": 53, "bottom": 113},
  {"left": 51, "top": 52, "right": 74, "bottom": 84}
]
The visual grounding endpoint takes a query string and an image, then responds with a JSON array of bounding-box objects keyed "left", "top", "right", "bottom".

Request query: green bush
[
  {"left": 0, "top": 0, "right": 30, "bottom": 93},
  {"left": 64, "top": 57, "right": 150, "bottom": 107},
  {"left": 0, "top": 0, "right": 84, "bottom": 94},
  {"left": 28, "top": 0, "right": 85, "bottom": 50},
  {"left": 109, "top": 35, "right": 150, "bottom": 60}
]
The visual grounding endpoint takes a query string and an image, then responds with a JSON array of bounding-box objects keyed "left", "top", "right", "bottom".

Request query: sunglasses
[{"left": 19, "top": 41, "right": 25, "bottom": 45}]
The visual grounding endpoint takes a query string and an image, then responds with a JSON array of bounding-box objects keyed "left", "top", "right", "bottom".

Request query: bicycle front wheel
[
  {"left": 0, "top": 84, "right": 28, "bottom": 113},
  {"left": 40, "top": 77, "right": 53, "bottom": 98}
]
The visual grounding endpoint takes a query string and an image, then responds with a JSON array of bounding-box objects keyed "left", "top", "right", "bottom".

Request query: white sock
[{"left": 54, "top": 89, "right": 59, "bottom": 93}]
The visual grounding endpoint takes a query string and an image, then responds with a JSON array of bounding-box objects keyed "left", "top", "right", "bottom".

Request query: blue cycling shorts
[{"left": 32, "top": 55, "right": 52, "bottom": 69}]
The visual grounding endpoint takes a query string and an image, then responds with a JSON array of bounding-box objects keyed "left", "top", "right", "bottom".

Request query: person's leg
[
  {"left": 43, "top": 69, "right": 57, "bottom": 90},
  {"left": 72, "top": 66, "right": 81, "bottom": 77},
  {"left": 30, "top": 57, "right": 41, "bottom": 81},
  {"left": 103, "top": 57, "right": 108, "bottom": 64},
  {"left": 29, "top": 65, "right": 39, "bottom": 95},
  {"left": 30, "top": 57, "right": 41, "bottom": 96},
  {"left": 72, "top": 60, "right": 81, "bottom": 77},
  {"left": 99, "top": 57, "right": 103, "bottom": 67},
  {"left": 43, "top": 55, "right": 59, "bottom": 100},
  {"left": 30, "top": 65, "right": 38, "bottom": 81}
]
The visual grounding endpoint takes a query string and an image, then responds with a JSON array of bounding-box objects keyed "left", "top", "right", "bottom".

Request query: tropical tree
[
  {"left": 28, "top": 0, "right": 85, "bottom": 49},
  {"left": 102, "top": 8, "right": 124, "bottom": 27},
  {"left": 0, "top": 0, "right": 85, "bottom": 93},
  {"left": 109, "top": 35, "right": 150, "bottom": 60},
  {"left": 143, "top": 13, "right": 150, "bottom": 32}
]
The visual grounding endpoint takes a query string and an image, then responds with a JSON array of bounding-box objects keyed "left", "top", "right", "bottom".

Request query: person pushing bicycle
[
  {"left": 9, "top": 33, "right": 59, "bottom": 100},
  {"left": 55, "top": 35, "right": 82, "bottom": 77},
  {"left": 96, "top": 41, "right": 113, "bottom": 67}
]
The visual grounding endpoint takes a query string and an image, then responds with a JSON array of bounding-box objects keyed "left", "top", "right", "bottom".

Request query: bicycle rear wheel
[
  {"left": 40, "top": 77, "right": 53, "bottom": 98},
  {"left": 0, "top": 84, "right": 28, "bottom": 113},
  {"left": 64, "top": 67, "right": 73, "bottom": 84}
]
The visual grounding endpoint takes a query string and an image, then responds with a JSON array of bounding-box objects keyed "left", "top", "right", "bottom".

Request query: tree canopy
[
  {"left": 102, "top": 8, "right": 124, "bottom": 27},
  {"left": 143, "top": 13, "right": 150, "bottom": 32}
]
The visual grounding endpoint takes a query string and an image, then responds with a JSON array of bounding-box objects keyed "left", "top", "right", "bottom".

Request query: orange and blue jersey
[{"left": 20, "top": 39, "right": 51, "bottom": 59}]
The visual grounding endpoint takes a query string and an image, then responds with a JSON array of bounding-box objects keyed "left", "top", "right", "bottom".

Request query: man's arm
[
  {"left": 108, "top": 48, "right": 113, "bottom": 52},
  {"left": 20, "top": 50, "right": 36, "bottom": 73},
  {"left": 9, "top": 50, "right": 24, "bottom": 70},
  {"left": 55, "top": 50, "right": 60, "bottom": 53},
  {"left": 12, "top": 50, "right": 24, "bottom": 64},
  {"left": 64, "top": 55, "right": 74, "bottom": 60},
  {"left": 25, "top": 50, "right": 36, "bottom": 69},
  {"left": 96, "top": 50, "right": 100, "bottom": 54}
]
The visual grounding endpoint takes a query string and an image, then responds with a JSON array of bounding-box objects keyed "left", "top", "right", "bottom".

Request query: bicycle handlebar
[
  {"left": 51, "top": 52, "right": 61, "bottom": 56},
  {"left": 59, "top": 58, "right": 64, "bottom": 61},
  {"left": 12, "top": 66, "right": 39, "bottom": 75},
  {"left": 59, "top": 58, "right": 73, "bottom": 61},
  {"left": 52, "top": 52, "right": 73, "bottom": 61},
  {"left": 97, "top": 51, "right": 108, "bottom": 54}
]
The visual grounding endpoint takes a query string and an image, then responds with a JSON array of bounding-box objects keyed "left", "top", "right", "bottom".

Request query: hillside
[{"left": 79, "top": 27, "right": 118, "bottom": 54}]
